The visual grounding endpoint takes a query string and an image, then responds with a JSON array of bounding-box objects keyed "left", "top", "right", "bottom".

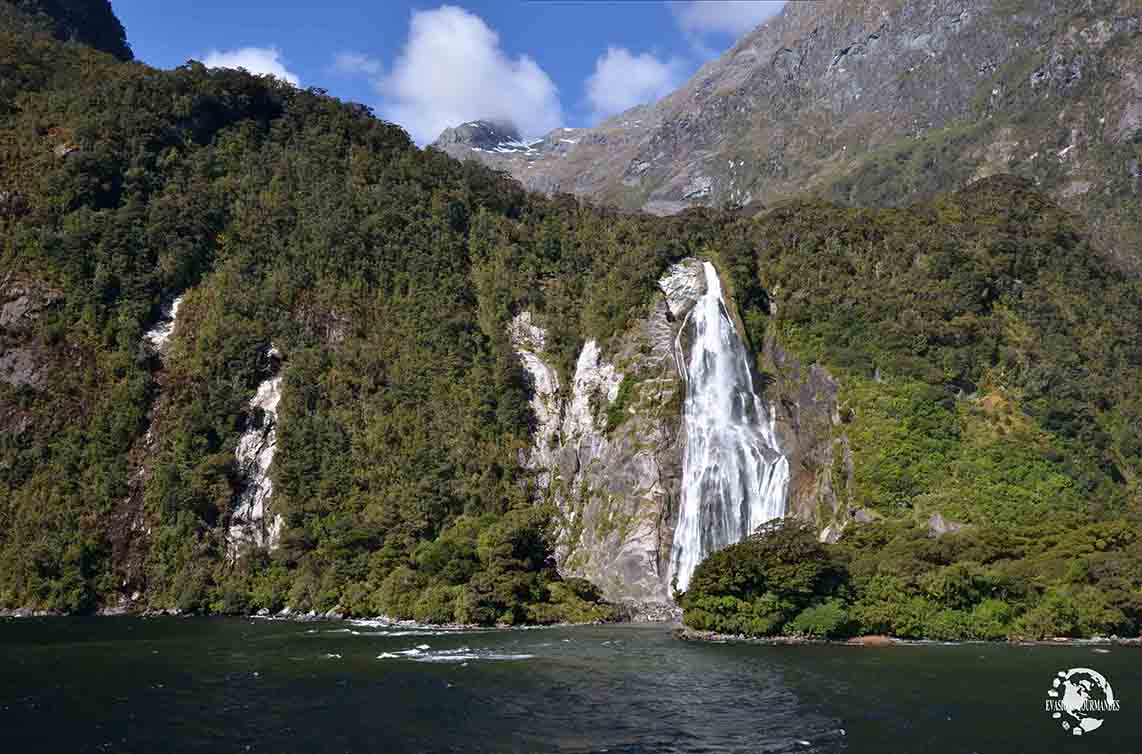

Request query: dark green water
[{"left": 0, "top": 618, "right": 1137, "bottom": 753}]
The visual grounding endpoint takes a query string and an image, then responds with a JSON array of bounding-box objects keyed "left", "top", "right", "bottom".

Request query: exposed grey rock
[
  {"left": 927, "top": 512, "right": 967, "bottom": 537},
  {"left": 658, "top": 258, "right": 706, "bottom": 319},
  {"left": 228, "top": 352, "right": 286, "bottom": 557},
  {"left": 433, "top": 0, "right": 1142, "bottom": 266},
  {"left": 0, "top": 296, "right": 33, "bottom": 328},
  {"left": 508, "top": 311, "right": 562, "bottom": 487},
  {"left": 613, "top": 601, "right": 683, "bottom": 623},
  {"left": 435, "top": 120, "right": 536, "bottom": 153},
  {"left": 764, "top": 336, "right": 850, "bottom": 534},
  {"left": 509, "top": 260, "right": 713, "bottom": 606},
  {"left": 1, "top": 280, "right": 59, "bottom": 329},
  {"left": 0, "top": 347, "right": 44, "bottom": 388}
]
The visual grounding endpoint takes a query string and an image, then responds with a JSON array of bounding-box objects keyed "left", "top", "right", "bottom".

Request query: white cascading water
[
  {"left": 144, "top": 295, "right": 184, "bottom": 352},
  {"left": 228, "top": 362, "right": 284, "bottom": 554},
  {"left": 668, "top": 262, "right": 789, "bottom": 593}
]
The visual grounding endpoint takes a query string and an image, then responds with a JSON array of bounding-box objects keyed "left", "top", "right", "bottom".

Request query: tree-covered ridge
[
  {"left": 683, "top": 181, "right": 1142, "bottom": 640},
  {"left": 0, "top": 0, "right": 131, "bottom": 61},
  {"left": 0, "top": 25, "right": 694, "bottom": 619},
  {"left": 716, "top": 179, "right": 1142, "bottom": 524}
]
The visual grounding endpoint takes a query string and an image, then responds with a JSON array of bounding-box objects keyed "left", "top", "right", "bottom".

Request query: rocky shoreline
[
  {"left": 674, "top": 625, "right": 1142, "bottom": 647},
  {"left": 2, "top": 597, "right": 681, "bottom": 624}
]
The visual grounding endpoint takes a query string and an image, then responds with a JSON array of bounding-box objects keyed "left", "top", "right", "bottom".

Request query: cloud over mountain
[
  {"left": 203, "top": 47, "right": 300, "bottom": 86},
  {"left": 669, "top": 1, "right": 786, "bottom": 36},
  {"left": 585, "top": 47, "right": 685, "bottom": 120},
  {"left": 380, "top": 5, "right": 562, "bottom": 144}
]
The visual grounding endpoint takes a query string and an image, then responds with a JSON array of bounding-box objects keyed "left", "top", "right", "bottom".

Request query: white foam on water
[{"left": 375, "top": 646, "right": 535, "bottom": 663}]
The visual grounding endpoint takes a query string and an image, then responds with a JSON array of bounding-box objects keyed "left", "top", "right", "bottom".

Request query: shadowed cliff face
[
  {"left": 0, "top": 0, "right": 132, "bottom": 60},
  {"left": 434, "top": 0, "right": 1142, "bottom": 267}
]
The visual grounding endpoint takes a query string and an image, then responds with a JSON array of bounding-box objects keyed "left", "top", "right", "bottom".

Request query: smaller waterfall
[
  {"left": 229, "top": 368, "right": 284, "bottom": 553},
  {"left": 144, "top": 295, "right": 184, "bottom": 351},
  {"left": 669, "top": 262, "right": 789, "bottom": 593}
]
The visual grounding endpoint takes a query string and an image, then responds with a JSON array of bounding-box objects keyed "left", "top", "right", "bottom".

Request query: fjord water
[
  {"left": 670, "top": 262, "right": 789, "bottom": 592},
  {"left": 4, "top": 619, "right": 1138, "bottom": 754}
]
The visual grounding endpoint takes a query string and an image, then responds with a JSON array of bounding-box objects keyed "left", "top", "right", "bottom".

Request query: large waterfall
[{"left": 668, "top": 262, "right": 789, "bottom": 593}]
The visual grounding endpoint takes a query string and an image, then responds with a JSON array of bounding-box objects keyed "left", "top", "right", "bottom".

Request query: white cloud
[
  {"left": 202, "top": 47, "right": 300, "bottom": 86},
  {"left": 670, "top": 1, "right": 786, "bottom": 44},
  {"left": 332, "top": 51, "right": 383, "bottom": 78},
  {"left": 380, "top": 5, "right": 562, "bottom": 145},
  {"left": 586, "top": 47, "right": 685, "bottom": 119}
]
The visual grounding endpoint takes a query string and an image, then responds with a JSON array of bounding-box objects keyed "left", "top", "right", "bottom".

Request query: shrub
[{"left": 788, "top": 600, "right": 852, "bottom": 638}]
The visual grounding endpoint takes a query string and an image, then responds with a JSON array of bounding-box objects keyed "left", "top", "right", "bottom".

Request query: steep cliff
[
  {"left": 510, "top": 258, "right": 837, "bottom": 609},
  {"left": 434, "top": 0, "right": 1142, "bottom": 267},
  {"left": 509, "top": 265, "right": 697, "bottom": 607}
]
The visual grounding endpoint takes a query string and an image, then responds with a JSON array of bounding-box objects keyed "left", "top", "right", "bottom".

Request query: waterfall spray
[{"left": 668, "top": 262, "right": 789, "bottom": 593}]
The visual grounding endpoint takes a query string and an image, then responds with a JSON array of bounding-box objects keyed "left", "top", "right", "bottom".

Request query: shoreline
[
  {"left": 0, "top": 606, "right": 646, "bottom": 631},
  {"left": 674, "top": 625, "right": 1142, "bottom": 647},
  {"left": 0, "top": 598, "right": 680, "bottom": 624},
  {"left": 6, "top": 606, "right": 1139, "bottom": 648}
]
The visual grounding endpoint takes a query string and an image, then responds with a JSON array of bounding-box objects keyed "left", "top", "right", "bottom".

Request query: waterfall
[
  {"left": 668, "top": 262, "right": 789, "bottom": 593},
  {"left": 144, "top": 295, "right": 184, "bottom": 352},
  {"left": 228, "top": 365, "right": 284, "bottom": 553}
]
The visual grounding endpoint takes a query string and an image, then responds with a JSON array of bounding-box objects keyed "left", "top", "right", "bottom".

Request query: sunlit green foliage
[
  {"left": 2, "top": 13, "right": 1140, "bottom": 636},
  {"left": 684, "top": 518, "right": 1142, "bottom": 639}
]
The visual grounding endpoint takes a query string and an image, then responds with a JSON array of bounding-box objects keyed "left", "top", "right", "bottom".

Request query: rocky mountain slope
[
  {"left": 2, "top": 1, "right": 1141, "bottom": 634},
  {"left": 434, "top": 0, "right": 1142, "bottom": 268}
]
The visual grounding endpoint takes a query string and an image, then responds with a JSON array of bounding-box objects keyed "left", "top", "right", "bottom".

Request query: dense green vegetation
[
  {"left": 685, "top": 181, "right": 1142, "bottom": 639},
  {"left": 0, "top": 10, "right": 697, "bottom": 621},
  {"left": 683, "top": 518, "right": 1142, "bottom": 640},
  {"left": 0, "top": 0, "right": 130, "bottom": 60},
  {"left": 2, "top": 3, "right": 1139, "bottom": 636}
]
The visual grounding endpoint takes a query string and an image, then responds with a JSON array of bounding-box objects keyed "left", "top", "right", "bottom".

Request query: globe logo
[{"left": 1045, "top": 668, "right": 1120, "bottom": 735}]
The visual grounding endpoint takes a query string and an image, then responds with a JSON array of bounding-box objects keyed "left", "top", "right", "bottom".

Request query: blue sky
[{"left": 112, "top": 1, "right": 785, "bottom": 143}]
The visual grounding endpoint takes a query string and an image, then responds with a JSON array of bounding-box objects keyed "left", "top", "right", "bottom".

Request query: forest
[{"left": 1, "top": 2, "right": 1139, "bottom": 636}]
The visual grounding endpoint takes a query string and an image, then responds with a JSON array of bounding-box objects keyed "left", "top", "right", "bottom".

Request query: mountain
[
  {"left": 433, "top": 0, "right": 1142, "bottom": 268},
  {"left": 0, "top": 0, "right": 131, "bottom": 60},
  {"left": 2, "top": 1, "right": 1141, "bottom": 639}
]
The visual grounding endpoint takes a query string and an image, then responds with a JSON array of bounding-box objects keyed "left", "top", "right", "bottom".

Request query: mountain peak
[
  {"left": 433, "top": 120, "right": 538, "bottom": 154},
  {"left": 432, "top": 0, "right": 1142, "bottom": 267},
  {"left": 1, "top": 0, "right": 132, "bottom": 61}
]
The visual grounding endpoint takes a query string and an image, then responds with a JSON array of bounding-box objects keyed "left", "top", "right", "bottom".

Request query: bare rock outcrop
[{"left": 510, "top": 260, "right": 707, "bottom": 607}]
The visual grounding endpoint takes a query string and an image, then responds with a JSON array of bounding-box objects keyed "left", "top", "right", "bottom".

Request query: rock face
[
  {"left": 227, "top": 352, "right": 286, "bottom": 555},
  {"left": 764, "top": 338, "right": 852, "bottom": 543},
  {"left": 510, "top": 261, "right": 707, "bottom": 606},
  {"left": 508, "top": 258, "right": 843, "bottom": 607},
  {"left": 433, "top": 0, "right": 1142, "bottom": 265},
  {"left": 435, "top": 120, "right": 539, "bottom": 154},
  {"left": 0, "top": 279, "right": 59, "bottom": 394},
  {"left": 508, "top": 311, "right": 562, "bottom": 488}
]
